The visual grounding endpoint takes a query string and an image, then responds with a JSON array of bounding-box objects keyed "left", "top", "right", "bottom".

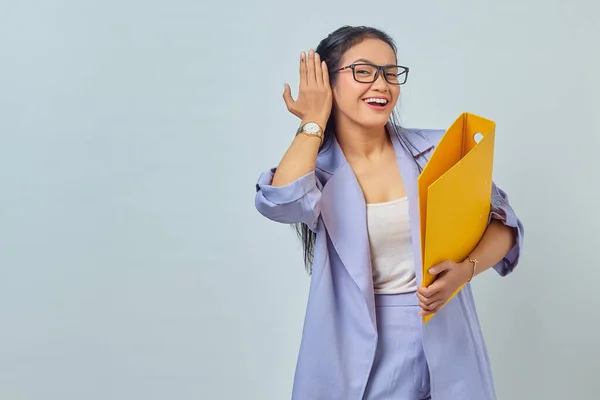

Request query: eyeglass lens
[{"left": 353, "top": 64, "right": 407, "bottom": 84}]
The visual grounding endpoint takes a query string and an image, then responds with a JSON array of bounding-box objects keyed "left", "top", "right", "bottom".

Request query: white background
[{"left": 1, "top": 0, "right": 599, "bottom": 398}]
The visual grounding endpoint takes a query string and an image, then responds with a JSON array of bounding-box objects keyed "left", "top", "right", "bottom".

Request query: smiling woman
[
  {"left": 330, "top": 38, "right": 404, "bottom": 140},
  {"left": 254, "top": 25, "right": 523, "bottom": 400},
  {"left": 335, "top": 58, "right": 408, "bottom": 110}
]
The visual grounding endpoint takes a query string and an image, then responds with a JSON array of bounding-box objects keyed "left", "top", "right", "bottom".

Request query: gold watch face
[{"left": 303, "top": 122, "right": 321, "bottom": 134}]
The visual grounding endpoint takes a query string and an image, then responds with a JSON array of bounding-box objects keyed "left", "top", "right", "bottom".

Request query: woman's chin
[
  {"left": 335, "top": 109, "right": 392, "bottom": 131},
  {"left": 357, "top": 115, "right": 392, "bottom": 129}
]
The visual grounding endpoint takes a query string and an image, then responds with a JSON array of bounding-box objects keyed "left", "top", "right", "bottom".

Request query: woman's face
[{"left": 332, "top": 38, "right": 401, "bottom": 131}]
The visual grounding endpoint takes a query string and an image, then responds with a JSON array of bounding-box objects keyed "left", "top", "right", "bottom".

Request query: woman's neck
[{"left": 335, "top": 119, "right": 390, "bottom": 161}]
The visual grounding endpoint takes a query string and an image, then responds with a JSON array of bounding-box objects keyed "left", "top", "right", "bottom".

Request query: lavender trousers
[{"left": 363, "top": 292, "right": 431, "bottom": 400}]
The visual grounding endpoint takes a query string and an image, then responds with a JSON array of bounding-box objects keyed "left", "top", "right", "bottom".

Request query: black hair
[{"left": 294, "top": 25, "right": 423, "bottom": 274}]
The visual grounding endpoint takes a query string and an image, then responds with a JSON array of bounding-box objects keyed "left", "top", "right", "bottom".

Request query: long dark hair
[{"left": 294, "top": 25, "right": 424, "bottom": 275}]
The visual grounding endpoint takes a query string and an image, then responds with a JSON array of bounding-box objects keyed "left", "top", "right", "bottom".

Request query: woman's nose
[{"left": 371, "top": 71, "right": 389, "bottom": 90}]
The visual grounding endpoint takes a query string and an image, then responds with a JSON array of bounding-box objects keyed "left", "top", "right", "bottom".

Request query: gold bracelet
[{"left": 466, "top": 255, "right": 478, "bottom": 282}]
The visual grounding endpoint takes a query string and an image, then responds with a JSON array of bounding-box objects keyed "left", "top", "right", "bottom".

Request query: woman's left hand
[{"left": 417, "top": 260, "right": 473, "bottom": 316}]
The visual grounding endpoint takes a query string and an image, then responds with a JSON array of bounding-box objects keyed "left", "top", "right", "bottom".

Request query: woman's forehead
[{"left": 340, "top": 38, "right": 397, "bottom": 65}]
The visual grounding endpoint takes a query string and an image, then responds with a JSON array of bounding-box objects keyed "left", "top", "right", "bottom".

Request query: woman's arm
[
  {"left": 254, "top": 50, "right": 332, "bottom": 230},
  {"left": 273, "top": 49, "right": 332, "bottom": 187},
  {"left": 418, "top": 182, "right": 524, "bottom": 315},
  {"left": 461, "top": 219, "right": 517, "bottom": 279},
  {"left": 460, "top": 180, "right": 524, "bottom": 279}
]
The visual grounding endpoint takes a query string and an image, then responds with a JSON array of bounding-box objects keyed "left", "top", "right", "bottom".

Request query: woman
[{"left": 255, "top": 25, "right": 524, "bottom": 400}]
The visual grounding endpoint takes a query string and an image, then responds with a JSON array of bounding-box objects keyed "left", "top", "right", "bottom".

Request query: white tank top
[{"left": 366, "top": 197, "right": 417, "bottom": 294}]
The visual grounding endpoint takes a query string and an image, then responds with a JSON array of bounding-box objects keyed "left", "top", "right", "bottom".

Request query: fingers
[
  {"left": 429, "top": 260, "right": 452, "bottom": 275},
  {"left": 418, "top": 301, "right": 444, "bottom": 315},
  {"left": 322, "top": 59, "right": 330, "bottom": 88},
  {"left": 417, "top": 290, "right": 437, "bottom": 307},
  {"left": 417, "top": 286, "right": 445, "bottom": 315},
  {"left": 417, "top": 294, "right": 444, "bottom": 310},
  {"left": 299, "top": 51, "right": 307, "bottom": 88},
  {"left": 419, "top": 308, "right": 439, "bottom": 317},
  {"left": 306, "top": 49, "right": 317, "bottom": 85},
  {"left": 299, "top": 49, "right": 329, "bottom": 89},
  {"left": 418, "top": 283, "right": 440, "bottom": 298},
  {"left": 314, "top": 52, "right": 323, "bottom": 85},
  {"left": 289, "top": 49, "right": 332, "bottom": 121},
  {"left": 417, "top": 290, "right": 445, "bottom": 316},
  {"left": 283, "top": 83, "right": 301, "bottom": 117},
  {"left": 282, "top": 83, "right": 294, "bottom": 110}
]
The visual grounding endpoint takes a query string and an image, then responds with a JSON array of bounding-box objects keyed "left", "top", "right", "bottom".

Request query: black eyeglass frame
[{"left": 335, "top": 63, "right": 410, "bottom": 85}]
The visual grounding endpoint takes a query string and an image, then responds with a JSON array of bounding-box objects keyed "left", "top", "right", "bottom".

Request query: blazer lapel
[{"left": 318, "top": 139, "right": 376, "bottom": 327}]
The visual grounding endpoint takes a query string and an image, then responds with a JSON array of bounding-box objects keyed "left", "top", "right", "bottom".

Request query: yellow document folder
[{"left": 418, "top": 112, "right": 496, "bottom": 324}]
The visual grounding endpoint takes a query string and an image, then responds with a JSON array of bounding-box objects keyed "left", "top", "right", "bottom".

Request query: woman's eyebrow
[{"left": 352, "top": 58, "right": 397, "bottom": 66}]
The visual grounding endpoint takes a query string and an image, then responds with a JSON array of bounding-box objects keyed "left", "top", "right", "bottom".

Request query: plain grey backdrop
[{"left": 1, "top": 0, "right": 599, "bottom": 399}]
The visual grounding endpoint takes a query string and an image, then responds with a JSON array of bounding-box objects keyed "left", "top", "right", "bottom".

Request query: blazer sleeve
[
  {"left": 488, "top": 182, "right": 524, "bottom": 276},
  {"left": 254, "top": 168, "right": 322, "bottom": 231}
]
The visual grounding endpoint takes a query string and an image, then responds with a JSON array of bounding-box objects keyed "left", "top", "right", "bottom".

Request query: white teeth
[{"left": 364, "top": 98, "right": 388, "bottom": 105}]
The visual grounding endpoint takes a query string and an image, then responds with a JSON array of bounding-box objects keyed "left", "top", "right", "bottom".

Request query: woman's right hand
[{"left": 283, "top": 49, "right": 333, "bottom": 129}]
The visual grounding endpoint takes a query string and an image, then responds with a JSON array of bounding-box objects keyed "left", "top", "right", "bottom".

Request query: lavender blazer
[{"left": 255, "top": 128, "right": 524, "bottom": 400}]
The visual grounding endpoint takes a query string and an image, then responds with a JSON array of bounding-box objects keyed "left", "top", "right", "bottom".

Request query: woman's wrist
[
  {"left": 299, "top": 121, "right": 326, "bottom": 135},
  {"left": 460, "top": 257, "right": 478, "bottom": 283}
]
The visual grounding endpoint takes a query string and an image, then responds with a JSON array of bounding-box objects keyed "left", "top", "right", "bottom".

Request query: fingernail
[{"left": 429, "top": 268, "right": 435, "bottom": 274}]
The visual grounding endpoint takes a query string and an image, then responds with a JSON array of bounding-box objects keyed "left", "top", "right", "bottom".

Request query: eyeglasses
[{"left": 336, "top": 63, "right": 409, "bottom": 85}]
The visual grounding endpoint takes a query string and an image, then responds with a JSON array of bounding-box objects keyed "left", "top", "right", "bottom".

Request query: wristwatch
[{"left": 296, "top": 122, "right": 324, "bottom": 144}]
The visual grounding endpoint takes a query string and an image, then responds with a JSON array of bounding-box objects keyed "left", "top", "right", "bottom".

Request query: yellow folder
[{"left": 418, "top": 112, "right": 496, "bottom": 324}]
